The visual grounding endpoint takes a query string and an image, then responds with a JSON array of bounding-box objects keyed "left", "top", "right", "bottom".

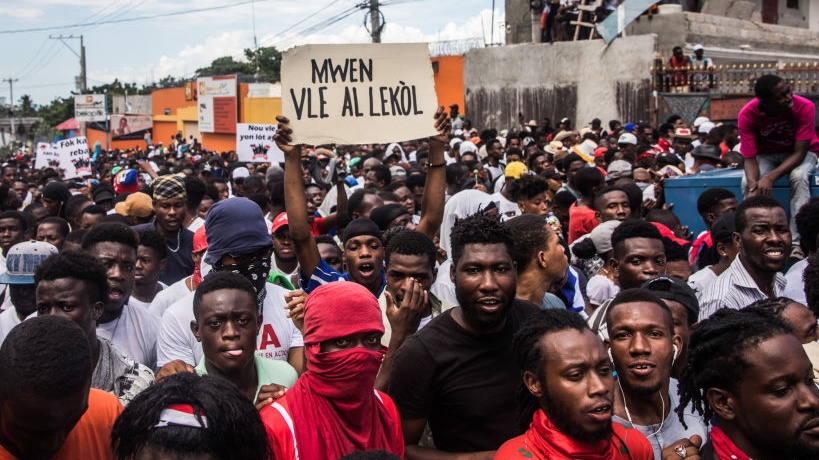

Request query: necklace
[{"left": 167, "top": 228, "right": 181, "bottom": 253}]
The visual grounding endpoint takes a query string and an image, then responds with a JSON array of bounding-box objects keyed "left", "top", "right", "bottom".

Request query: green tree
[
  {"left": 244, "top": 46, "right": 282, "bottom": 81},
  {"left": 194, "top": 46, "right": 282, "bottom": 82},
  {"left": 34, "top": 95, "right": 73, "bottom": 136},
  {"left": 18, "top": 94, "right": 36, "bottom": 117},
  {"left": 194, "top": 56, "right": 253, "bottom": 78}
]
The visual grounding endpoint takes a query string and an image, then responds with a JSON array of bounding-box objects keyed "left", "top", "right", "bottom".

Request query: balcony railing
[{"left": 651, "top": 61, "right": 819, "bottom": 94}]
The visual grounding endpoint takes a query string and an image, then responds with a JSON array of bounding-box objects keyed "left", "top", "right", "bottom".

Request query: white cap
[
  {"left": 232, "top": 166, "right": 250, "bottom": 179},
  {"left": 698, "top": 121, "right": 716, "bottom": 134},
  {"left": 0, "top": 241, "right": 59, "bottom": 284},
  {"left": 617, "top": 133, "right": 638, "bottom": 145},
  {"left": 693, "top": 44, "right": 704, "bottom": 52},
  {"left": 693, "top": 116, "right": 710, "bottom": 128}
]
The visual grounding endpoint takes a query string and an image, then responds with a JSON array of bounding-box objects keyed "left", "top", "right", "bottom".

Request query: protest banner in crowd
[
  {"left": 281, "top": 43, "right": 438, "bottom": 145},
  {"left": 34, "top": 142, "right": 61, "bottom": 170},
  {"left": 236, "top": 123, "right": 285, "bottom": 163},
  {"left": 57, "top": 136, "right": 92, "bottom": 178}
]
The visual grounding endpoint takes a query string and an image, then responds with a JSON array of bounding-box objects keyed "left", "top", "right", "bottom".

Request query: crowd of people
[{"left": 0, "top": 73, "right": 817, "bottom": 460}]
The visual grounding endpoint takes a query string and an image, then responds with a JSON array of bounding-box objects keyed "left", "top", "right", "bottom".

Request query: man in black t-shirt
[{"left": 389, "top": 212, "right": 539, "bottom": 458}]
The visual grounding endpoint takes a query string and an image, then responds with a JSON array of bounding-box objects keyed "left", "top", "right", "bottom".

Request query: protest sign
[
  {"left": 281, "top": 43, "right": 438, "bottom": 145},
  {"left": 74, "top": 94, "right": 106, "bottom": 122},
  {"left": 236, "top": 123, "right": 285, "bottom": 163},
  {"left": 34, "top": 142, "right": 61, "bottom": 170},
  {"left": 56, "top": 137, "right": 91, "bottom": 179}
]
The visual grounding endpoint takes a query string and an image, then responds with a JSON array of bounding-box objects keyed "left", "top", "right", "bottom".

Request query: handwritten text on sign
[
  {"left": 34, "top": 142, "right": 60, "bottom": 170},
  {"left": 281, "top": 43, "right": 438, "bottom": 145},
  {"left": 236, "top": 123, "right": 285, "bottom": 164},
  {"left": 57, "top": 137, "right": 91, "bottom": 179}
]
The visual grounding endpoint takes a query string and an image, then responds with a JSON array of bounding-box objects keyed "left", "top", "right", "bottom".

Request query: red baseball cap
[{"left": 271, "top": 212, "right": 289, "bottom": 233}]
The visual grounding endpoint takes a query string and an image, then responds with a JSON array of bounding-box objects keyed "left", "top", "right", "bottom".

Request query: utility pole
[
  {"left": 2, "top": 78, "right": 18, "bottom": 142},
  {"left": 49, "top": 34, "right": 86, "bottom": 92},
  {"left": 369, "top": 0, "right": 382, "bottom": 43},
  {"left": 80, "top": 35, "right": 87, "bottom": 92}
]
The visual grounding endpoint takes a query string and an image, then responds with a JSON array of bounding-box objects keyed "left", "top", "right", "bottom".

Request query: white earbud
[
  {"left": 608, "top": 348, "right": 614, "bottom": 363},
  {"left": 672, "top": 344, "right": 679, "bottom": 364}
]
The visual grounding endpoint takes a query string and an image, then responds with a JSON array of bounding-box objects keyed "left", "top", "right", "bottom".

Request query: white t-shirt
[
  {"left": 97, "top": 303, "right": 161, "bottom": 369},
  {"left": 149, "top": 278, "right": 193, "bottom": 317},
  {"left": 687, "top": 265, "right": 718, "bottom": 301},
  {"left": 783, "top": 258, "right": 809, "bottom": 305},
  {"left": 0, "top": 307, "right": 21, "bottom": 347},
  {"left": 0, "top": 289, "right": 12, "bottom": 312},
  {"left": 586, "top": 274, "right": 619, "bottom": 308},
  {"left": 270, "top": 255, "right": 299, "bottom": 281},
  {"left": 156, "top": 282, "right": 304, "bottom": 368},
  {"left": 130, "top": 282, "right": 168, "bottom": 310}
]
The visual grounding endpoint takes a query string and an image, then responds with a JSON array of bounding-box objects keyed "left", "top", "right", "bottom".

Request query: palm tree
[{"left": 18, "top": 94, "right": 36, "bottom": 117}]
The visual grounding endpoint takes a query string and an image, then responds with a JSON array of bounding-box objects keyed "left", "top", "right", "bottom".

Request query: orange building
[
  {"left": 431, "top": 55, "right": 465, "bottom": 113},
  {"left": 83, "top": 55, "right": 465, "bottom": 152}
]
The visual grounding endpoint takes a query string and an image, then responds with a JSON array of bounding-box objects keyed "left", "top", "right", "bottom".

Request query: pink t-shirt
[{"left": 738, "top": 94, "right": 819, "bottom": 158}]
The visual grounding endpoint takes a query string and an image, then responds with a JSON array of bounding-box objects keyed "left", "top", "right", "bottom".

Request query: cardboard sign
[
  {"left": 56, "top": 137, "right": 91, "bottom": 179},
  {"left": 74, "top": 94, "right": 106, "bottom": 122},
  {"left": 34, "top": 142, "right": 61, "bottom": 170},
  {"left": 236, "top": 123, "right": 285, "bottom": 163},
  {"left": 281, "top": 43, "right": 438, "bottom": 145}
]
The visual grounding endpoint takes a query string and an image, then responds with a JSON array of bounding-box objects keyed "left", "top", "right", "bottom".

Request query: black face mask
[{"left": 212, "top": 256, "right": 271, "bottom": 306}]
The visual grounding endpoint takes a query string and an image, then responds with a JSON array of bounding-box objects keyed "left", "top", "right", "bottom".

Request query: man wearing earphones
[{"left": 605, "top": 288, "right": 707, "bottom": 459}]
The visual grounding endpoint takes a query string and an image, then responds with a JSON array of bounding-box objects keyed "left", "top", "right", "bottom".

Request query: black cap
[
  {"left": 642, "top": 276, "right": 699, "bottom": 320},
  {"left": 710, "top": 211, "right": 736, "bottom": 244},
  {"left": 93, "top": 186, "right": 115, "bottom": 204},
  {"left": 691, "top": 144, "right": 725, "bottom": 164}
]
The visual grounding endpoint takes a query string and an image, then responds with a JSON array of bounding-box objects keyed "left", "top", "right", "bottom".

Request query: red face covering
[{"left": 285, "top": 282, "right": 402, "bottom": 460}]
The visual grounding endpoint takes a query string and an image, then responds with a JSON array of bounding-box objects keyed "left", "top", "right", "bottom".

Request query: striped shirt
[
  {"left": 299, "top": 258, "right": 386, "bottom": 296},
  {"left": 698, "top": 254, "right": 787, "bottom": 321}
]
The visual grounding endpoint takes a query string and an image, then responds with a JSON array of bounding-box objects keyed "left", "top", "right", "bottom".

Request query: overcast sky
[{"left": 0, "top": 0, "right": 504, "bottom": 106}]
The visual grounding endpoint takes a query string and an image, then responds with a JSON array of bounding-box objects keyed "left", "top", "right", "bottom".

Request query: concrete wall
[
  {"left": 463, "top": 35, "right": 655, "bottom": 131},
  {"left": 505, "top": 0, "right": 537, "bottom": 45},
  {"left": 628, "top": 11, "right": 819, "bottom": 60}
]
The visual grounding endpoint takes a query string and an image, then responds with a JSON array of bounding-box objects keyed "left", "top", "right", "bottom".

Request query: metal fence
[{"left": 652, "top": 61, "right": 819, "bottom": 95}]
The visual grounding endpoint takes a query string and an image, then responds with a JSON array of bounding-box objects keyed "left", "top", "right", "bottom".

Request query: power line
[{"left": 0, "top": 0, "right": 275, "bottom": 35}]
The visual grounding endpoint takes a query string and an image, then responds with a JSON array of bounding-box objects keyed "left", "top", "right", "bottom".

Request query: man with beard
[
  {"left": 496, "top": 308, "right": 653, "bottom": 459},
  {"left": 672, "top": 307, "right": 819, "bottom": 460},
  {"left": 388, "top": 212, "right": 539, "bottom": 458},
  {"left": 155, "top": 197, "right": 304, "bottom": 374},
  {"left": 83, "top": 222, "right": 161, "bottom": 368},
  {"left": 699, "top": 196, "right": 790, "bottom": 320},
  {"left": 605, "top": 289, "right": 706, "bottom": 458},
  {"left": 132, "top": 174, "right": 194, "bottom": 285}
]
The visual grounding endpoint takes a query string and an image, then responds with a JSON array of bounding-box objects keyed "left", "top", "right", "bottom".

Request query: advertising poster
[{"left": 197, "top": 75, "right": 237, "bottom": 134}]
